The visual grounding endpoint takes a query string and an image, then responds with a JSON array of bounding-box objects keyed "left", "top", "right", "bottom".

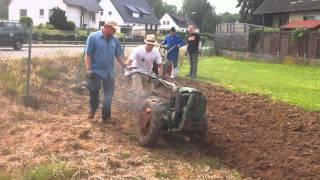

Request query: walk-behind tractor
[{"left": 127, "top": 71, "right": 208, "bottom": 147}]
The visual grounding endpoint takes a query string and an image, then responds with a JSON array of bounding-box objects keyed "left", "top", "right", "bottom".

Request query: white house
[
  {"left": 99, "top": 0, "right": 160, "bottom": 37},
  {"left": 8, "top": 0, "right": 102, "bottom": 29},
  {"left": 159, "top": 13, "right": 199, "bottom": 33}
]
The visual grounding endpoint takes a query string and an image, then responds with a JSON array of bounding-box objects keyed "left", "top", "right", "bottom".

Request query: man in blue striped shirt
[{"left": 85, "top": 21, "right": 128, "bottom": 123}]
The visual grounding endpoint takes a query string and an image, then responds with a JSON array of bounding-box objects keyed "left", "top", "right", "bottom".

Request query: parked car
[{"left": 0, "top": 20, "right": 28, "bottom": 50}]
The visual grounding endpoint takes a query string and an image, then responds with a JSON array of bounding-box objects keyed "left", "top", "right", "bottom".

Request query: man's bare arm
[
  {"left": 157, "top": 63, "right": 163, "bottom": 75},
  {"left": 85, "top": 54, "right": 92, "bottom": 70},
  {"left": 116, "top": 56, "right": 128, "bottom": 69}
]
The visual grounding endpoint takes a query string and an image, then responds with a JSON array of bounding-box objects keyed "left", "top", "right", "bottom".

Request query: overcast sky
[{"left": 162, "top": 0, "right": 239, "bottom": 14}]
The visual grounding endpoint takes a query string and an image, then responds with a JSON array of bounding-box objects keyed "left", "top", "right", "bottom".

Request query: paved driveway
[{"left": 0, "top": 44, "right": 138, "bottom": 60}]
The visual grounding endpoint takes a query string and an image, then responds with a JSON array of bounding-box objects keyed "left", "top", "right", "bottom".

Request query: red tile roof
[{"left": 281, "top": 20, "right": 320, "bottom": 29}]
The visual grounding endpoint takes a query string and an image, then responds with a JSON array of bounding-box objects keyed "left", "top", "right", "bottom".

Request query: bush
[
  {"left": 199, "top": 33, "right": 214, "bottom": 40},
  {"left": 43, "top": 34, "right": 75, "bottom": 41},
  {"left": 45, "top": 23, "right": 55, "bottom": 30},
  {"left": 49, "top": 7, "right": 67, "bottom": 30},
  {"left": 176, "top": 31, "right": 188, "bottom": 39},
  {"left": 292, "top": 28, "right": 307, "bottom": 41},
  {"left": 65, "top": 21, "right": 75, "bottom": 30},
  {"left": 78, "top": 35, "right": 88, "bottom": 41},
  {"left": 19, "top": 16, "right": 33, "bottom": 27},
  {"left": 37, "top": 23, "right": 43, "bottom": 29}
]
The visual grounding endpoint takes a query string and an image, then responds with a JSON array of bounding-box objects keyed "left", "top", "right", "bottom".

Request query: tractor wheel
[
  {"left": 190, "top": 117, "right": 208, "bottom": 144},
  {"left": 200, "top": 116, "right": 208, "bottom": 141},
  {"left": 138, "top": 96, "right": 167, "bottom": 147}
]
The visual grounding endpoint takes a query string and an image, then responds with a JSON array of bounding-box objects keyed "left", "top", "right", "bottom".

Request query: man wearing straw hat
[
  {"left": 126, "top": 34, "right": 163, "bottom": 97},
  {"left": 85, "top": 20, "right": 128, "bottom": 123}
]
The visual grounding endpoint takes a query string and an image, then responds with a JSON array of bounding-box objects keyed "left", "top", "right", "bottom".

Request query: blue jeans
[{"left": 87, "top": 74, "right": 115, "bottom": 118}]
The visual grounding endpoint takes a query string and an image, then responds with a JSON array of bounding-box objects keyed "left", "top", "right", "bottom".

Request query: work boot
[
  {"left": 88, "top": 111, "right": 95, "bottom": 119},
  {"left": 102, "top": 116, "right": 116, "bottom": 124}
]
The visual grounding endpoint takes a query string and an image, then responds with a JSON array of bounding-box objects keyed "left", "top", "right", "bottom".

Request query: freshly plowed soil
[
  {"left": 1, "top": 56, "right": 319, "bottom": 179},
  {"left": 177, "top": 78, "right": 320, "bottom": 180}
]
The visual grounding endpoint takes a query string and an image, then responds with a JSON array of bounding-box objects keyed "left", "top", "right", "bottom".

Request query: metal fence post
[{"left": 26, "top": 25, "right": 32, "bottom": 96}]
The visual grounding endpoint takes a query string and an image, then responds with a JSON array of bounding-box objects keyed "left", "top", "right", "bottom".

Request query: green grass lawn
[{"left": 179, "top": 57, "right": 320, "bottom": 111}]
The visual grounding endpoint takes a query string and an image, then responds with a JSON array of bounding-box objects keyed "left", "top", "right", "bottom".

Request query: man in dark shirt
[{"left": 186, "top": 25, "right": 200, "bottom": 79}]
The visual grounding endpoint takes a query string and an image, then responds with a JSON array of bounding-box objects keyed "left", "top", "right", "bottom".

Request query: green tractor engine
[{"left": 138, "top": 86, "right": 208, "bottom": 147}]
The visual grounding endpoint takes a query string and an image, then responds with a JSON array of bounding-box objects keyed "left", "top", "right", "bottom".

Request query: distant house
[
  {"left": 254, "top": 0, "right": 320, "bottom": 28},
  {"left": 159, "top": 13, "right": 199, "bottom": 33},
  {"left": 281, "top": 19, "right": 320, "bottom": 31},
  {"left": 8, "top": 0, "right": 102, "bottom": 29},
  {"left": 99, "top": 0, "right": 160, "bottom": 37}
]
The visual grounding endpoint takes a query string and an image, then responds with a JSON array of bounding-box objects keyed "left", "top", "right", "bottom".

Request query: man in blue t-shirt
[
  {"left": 85, "top": 21, "right": 128, "bottom": 123},
  {"left": 162, "top": 27, "right": 185, "bottom": 71}
]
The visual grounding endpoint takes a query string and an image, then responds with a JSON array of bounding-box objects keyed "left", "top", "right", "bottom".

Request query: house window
[
  {"left": 277, "top": 15, "right": 289, "bottom": 26},
  {"left": 163, "top": 21, "right": 165, "bottom": 25},
  {"left": 100, "top": 11, "right": 103, "bottom": 16},
  {"left": 133, "top": 12, "right": 140, "bottom": 18},
  {"left": 108, "top": 11, "right": 112, "bottom": 16},
  {"left": 20, "top": 9, "right": 27, "bottom": 17},
  {"left": 90, "top": 12, "right": 96, "bottom": 22},
  {"left": 304, "top": 15, "right": 320, "bottom": 20},
  {"left": 167, "top": 21, "right": 170, "bottom": 25},
  {"left": 40, "top": 9, "right": 44, "bottom": 17},
  {"left": 304, "top": 15, "right": 315, "bottom": 20}
]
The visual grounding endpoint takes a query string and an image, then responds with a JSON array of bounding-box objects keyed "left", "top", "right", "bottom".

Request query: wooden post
[
  {"left": 278, "top": 28, "right": 282, "bottom": 55},
  {"left": 305, "top": 29, "right": 309, "bottom": 58},
  {"left": 261, "top": 15, "right": 265, "bottom": 54}
]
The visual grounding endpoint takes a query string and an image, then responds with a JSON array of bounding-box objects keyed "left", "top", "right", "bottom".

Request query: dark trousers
[
  {"left": 189, "top": 53, "right": 198, "bottom": 78},
  {"left": 87, "top": 75, "right": 115, "bottom": 118}
]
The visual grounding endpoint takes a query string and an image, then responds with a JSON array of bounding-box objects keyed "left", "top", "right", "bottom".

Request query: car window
[
  {"left": 0, "top": 22, "right": 3, "bottom": 27},
  {"left": 16, "top": 23, "right": 25, "bottom": 31},
  {"left": 3, "top": 22, "right": 16, "bottom": 31}
]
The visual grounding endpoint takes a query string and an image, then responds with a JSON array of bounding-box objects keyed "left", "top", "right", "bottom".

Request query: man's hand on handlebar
[
  {"left": 126, "top": 66, "right": 138, "bottom": 71},
  {"left": 160, "top": 44, "right": 167, "bottom": 49}
]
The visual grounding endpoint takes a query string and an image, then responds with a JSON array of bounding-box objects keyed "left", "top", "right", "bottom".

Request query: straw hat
[
  {"left": 144, "top": 34, "right": 158, "bottom": 45},
  {"left": 104, "top": 21, "right": 118, "bottom": 31}
]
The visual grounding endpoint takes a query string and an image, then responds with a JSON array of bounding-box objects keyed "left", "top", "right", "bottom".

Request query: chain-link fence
[
  {"left": 201, "top": 39, "right": 215, "bottom": 56},
  {"left": 0, "top": 27, "right": 134, "bottom": 108}
]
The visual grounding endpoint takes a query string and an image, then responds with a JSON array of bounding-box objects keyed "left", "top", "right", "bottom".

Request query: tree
[
  {"left": 145, "top": 0, "right": 177, "bottom": 18},
  {"left": 181, "top": 0, "right": 218, "bottom": 33},
  {"left": 164, "top": 4, "right": 177, "bottom": 14},
  {"left": 19, "top": 16, "right": 33, "bottom": 27},
  {"left": 145, "top": 0, "right": 165, "bottom": 18},
  {"left": 219, "top": 12, "right": 240, "bottom": 23},
  {"left": 237, "top": 0, "right": 264, "bottom": 23},
  {"left": 49, "top": 7, "right": 67, "bottom": 30}
]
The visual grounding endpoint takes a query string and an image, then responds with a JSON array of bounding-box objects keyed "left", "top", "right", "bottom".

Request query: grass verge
[{"left": 180, "top": 56, "right": 320, "bottom": 111}]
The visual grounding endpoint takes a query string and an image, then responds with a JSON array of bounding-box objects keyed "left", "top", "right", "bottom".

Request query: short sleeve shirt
[
  {"left": 85, "top": 30, "right": 123, "bottom": 79},
  {"left": 129, "top": 45, "right": 162, "bottom": 74},
  {"left": 163, "top": 34, "right": 185, "bottom": 61},
  {"left": 187, "top": 33, "right": 200, "bottom": 54}
]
